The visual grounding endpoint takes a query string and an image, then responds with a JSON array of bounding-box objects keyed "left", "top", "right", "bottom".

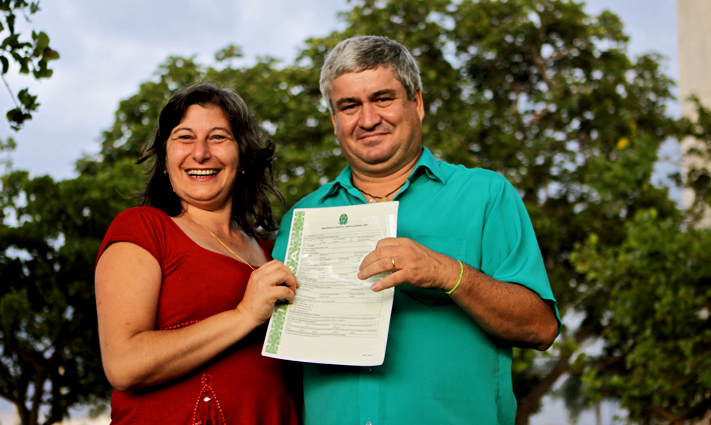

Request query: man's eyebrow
[
  {"left": 335, "top": 97, "right": 359, "bottom": 109},
  {"left": 334, "top": 89, "right": 399, "bottom": 109},
  {"left": 371, "top": 89, "right": 397, "bottom": 98}
]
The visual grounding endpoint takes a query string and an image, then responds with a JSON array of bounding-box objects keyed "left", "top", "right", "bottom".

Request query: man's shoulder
[
  {"left": 291, "top": 181, "right": 340, "bottom": 209},
  {"left": 278, "top": 181, "right": 340, "bottom": 228},
  {"left": 439, "top": 161, "right": 510, "bottom": 189}
]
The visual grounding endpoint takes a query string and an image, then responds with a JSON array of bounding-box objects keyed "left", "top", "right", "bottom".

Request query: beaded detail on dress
[
  {"left": 162, "top": 320, "right": 199, "bottom": 330},
  {"left": 192, "top": 373, "right": 226, "bottom": 425}
]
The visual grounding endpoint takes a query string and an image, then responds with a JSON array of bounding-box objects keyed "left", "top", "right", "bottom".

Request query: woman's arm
[{"left": 95, "top": 242, "right": 297, "bottom": 391}]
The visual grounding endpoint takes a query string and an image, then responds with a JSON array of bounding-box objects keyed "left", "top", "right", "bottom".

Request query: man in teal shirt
[{"left": 272, "top": 35, "right": 560, "bottom": 425}]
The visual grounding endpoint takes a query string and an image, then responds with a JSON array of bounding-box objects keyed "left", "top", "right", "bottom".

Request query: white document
[{"left": 262, "top": 202, "right": 398, "bottom": 366}]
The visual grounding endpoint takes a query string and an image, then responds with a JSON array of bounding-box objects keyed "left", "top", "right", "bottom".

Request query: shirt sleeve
[
  {"left": 95, "top": 207, "right": 166, "bottom": 269},
  {"left": 480, "top": 178, "right": 561, "bottom": 329}
]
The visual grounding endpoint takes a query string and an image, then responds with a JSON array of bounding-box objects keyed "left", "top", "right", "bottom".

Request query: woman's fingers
[{"left": 237, "top": 260, "right": 299, "bottom": 324}]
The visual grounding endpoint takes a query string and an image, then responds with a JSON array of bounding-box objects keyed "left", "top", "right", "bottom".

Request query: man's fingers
[
  {"left": 359, "top": 238, "right": 408, "bottom": 270},
  {"left": 371, "top": 272, "right": 404, "bottom": 292},
  {"left": 358, "top": 255, "right": 400, "bottom": 280},
  {"left": 359, "top": 248, "right": 392, "bottom": 270}
]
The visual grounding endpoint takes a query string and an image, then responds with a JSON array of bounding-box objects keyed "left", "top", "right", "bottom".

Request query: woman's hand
[{"left": 236, "top": 260, "right": 299, "bottom": 326}]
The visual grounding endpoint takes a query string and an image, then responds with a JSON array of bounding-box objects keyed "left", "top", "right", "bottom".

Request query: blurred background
[{"left": 2, "top": 1, "right": 710, "bottom": 424}]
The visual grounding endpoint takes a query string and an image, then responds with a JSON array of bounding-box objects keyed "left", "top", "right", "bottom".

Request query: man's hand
[
  {"left": 358, "top": 237, "right": 558, "bottom": 350},
  {"left": 358, "top": 237, "right": 460, "bottom": 292}
]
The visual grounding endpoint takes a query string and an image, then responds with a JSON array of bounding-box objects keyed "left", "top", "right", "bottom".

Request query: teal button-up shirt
[{"left": 273, "top": 148, "right": 559, "bottom": 425}]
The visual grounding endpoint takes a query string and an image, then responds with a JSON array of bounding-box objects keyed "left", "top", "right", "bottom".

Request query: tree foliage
[
  {"left": 682, "top": 96, "right": 711, "bottom": 224},
  {"left": 85, "top": 1, "right": 694, "bottom": 422},
  {"left": 0, "top": 159, "right": 140, "bottom": 424},
  {"left": 0, "top": 0, "right": 59, "bottom": 130},
  {"left": 568, "top": 98, "right": 711, "bottom": 423},
  {"left": 2, "top": 0, "right": 710, "bottom": 424},
  {"left": 572, "top": 209, "right": 711, "bottom": 423}
]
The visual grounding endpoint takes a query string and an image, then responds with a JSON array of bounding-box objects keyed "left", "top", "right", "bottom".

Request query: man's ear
[
  {"left": 331, "top": 113, "right": 337, "bottom": 135},
  {"left": 414, "top": 89, "right": 425, "bottom": 121}
]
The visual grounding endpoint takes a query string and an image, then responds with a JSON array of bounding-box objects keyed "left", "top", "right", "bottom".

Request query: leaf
[
  {"left": 16, "top": 88, "right": 38, "bottom": 110},
  {"left": 0, "top": 55, "right": 8, "bottom": 74},
  {"left": 215, "top": 44, "right": 243, "bottom": 62},
  {"left": 0, "top": 2, "right": 59, "bottom": 131},
  {"left": 6, "top": 107, "right": 31, "bottom": 129},
  {"left": 31, "top": 30, "right": 49, "bottom": 57},
  {"left": 1, "top": 32, "right": 20, "bottom": 49}
]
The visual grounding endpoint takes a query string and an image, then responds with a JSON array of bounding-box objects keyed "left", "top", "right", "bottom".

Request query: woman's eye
[{"left": 210, "top": 134, "right": 230, "bottom": 142}]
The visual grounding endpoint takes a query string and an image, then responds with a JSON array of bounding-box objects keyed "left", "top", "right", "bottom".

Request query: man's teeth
[{"left": 187, "top": 169, "right": 219, "bottom": 176}]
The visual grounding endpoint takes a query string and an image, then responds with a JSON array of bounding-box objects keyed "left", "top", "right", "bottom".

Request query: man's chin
[
  {"left": 359, "top": 156, "right": 394, "bottom": 169},
  {"left": 357, "top": 147, "right": 395, "bottom": 164}
]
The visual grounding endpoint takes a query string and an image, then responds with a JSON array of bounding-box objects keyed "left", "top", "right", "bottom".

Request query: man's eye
[{"left": 339, "top": 104, "right": 359, "bottom": 115}]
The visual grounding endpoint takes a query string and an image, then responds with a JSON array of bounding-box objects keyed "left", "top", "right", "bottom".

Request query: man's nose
[{"left": 358, "top": 102, "right": 382, "bottom": 130}]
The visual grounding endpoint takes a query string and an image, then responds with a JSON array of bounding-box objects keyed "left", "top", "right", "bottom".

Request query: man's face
[{"left": 329, "top": 66, "right": 424, "bottom": 178}]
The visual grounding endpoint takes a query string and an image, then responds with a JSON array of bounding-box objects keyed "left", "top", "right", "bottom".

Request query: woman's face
[{"left": 165, "top": 104, "right": 241, "bottom": 212}]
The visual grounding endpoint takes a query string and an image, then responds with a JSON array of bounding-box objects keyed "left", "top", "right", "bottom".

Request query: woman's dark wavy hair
[{"left": 137, "top": 82, "right": 283, "bottom": 238}]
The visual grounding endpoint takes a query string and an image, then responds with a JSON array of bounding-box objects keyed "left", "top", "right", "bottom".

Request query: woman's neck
[{"left": 181, "top": 203, "right": 235, "bottom": 236}]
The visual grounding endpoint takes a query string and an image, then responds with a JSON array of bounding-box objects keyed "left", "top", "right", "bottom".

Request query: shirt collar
[
  {"left": 414, "top": 147, "right": 446, "bottom": 184},
  {"left": 320, "top": 147, "right": 446, "bottom": 202}
]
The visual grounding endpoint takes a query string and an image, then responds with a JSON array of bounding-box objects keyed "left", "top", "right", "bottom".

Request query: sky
[{"left": 0, "top": 0, "right": 679, "bottom": 424}]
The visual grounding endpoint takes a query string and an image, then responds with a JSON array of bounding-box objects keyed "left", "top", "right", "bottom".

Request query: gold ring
[{"left": 391, "top": 257, "right": 396, "bottom": 273}]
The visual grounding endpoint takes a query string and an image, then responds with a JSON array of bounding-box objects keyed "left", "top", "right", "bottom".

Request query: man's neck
[{"left": 350, "top": 150, "right": 421, "bottom": 201}]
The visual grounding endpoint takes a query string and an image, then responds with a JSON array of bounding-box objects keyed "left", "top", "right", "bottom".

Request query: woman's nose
[{"left": 191, "top": 138, "right": 212, "bottom": 162}]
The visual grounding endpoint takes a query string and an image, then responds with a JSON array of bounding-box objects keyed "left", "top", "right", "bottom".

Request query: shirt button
[
  {"left": 365, "top": 367, "right": 373, "bottom": 374},
  {"left": 365, "top": 421, "right": 372, "bottom": 425}
]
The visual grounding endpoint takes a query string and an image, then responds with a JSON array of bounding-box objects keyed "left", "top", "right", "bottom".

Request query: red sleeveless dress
[{"left": 96, "top": 207, "right": 299, "bottom": 425}]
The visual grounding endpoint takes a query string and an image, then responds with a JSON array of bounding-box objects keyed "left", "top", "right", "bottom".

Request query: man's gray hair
[{"left": 320, "top": 36, "right": 422, "bottom": 113}]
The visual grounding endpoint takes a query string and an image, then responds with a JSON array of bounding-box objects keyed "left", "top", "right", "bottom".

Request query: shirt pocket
[{"left": 397, "top": 234, "right": 467, "bottom": 307}]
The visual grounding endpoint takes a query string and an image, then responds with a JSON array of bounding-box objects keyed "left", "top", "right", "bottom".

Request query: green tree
[
  {"left": 566, "top": 100, "right": 711, "bottom": 424},
  {"left": 571, "top": 209, "right": 711, "bottom": 423},
  {"left": 82, "top": 51, "right": 339, "bottom": 218},
  {"left": 0, "top": 159, "right": 139, "bottom": 424},
  {"left": 82, "top": 0, "right": 692, "bottom": 422},
  {"left": 682, "top": 97, "right": 711, "bottom": 224},
  {"left": 3, "top": 0, "right": 708, "bottom": 423},
  {"left": 0, "top": 0, "right": 59, "bottom": 130}
]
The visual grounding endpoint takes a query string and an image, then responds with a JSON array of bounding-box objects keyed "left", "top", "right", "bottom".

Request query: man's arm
[{"left": 358, "top": 238, "right": 559, "bottom": 350}]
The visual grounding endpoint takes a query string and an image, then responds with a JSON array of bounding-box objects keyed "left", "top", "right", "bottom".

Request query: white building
[{"left": 678, "top": 0, "right": 711, "bottom": 226}]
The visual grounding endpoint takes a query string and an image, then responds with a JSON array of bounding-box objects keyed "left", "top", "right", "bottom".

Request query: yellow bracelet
[{"left": 446, "top": 260, "right": 464, "bottom": 295}]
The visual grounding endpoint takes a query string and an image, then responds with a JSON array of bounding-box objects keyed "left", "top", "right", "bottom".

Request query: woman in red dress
[{"left": 95, "top": 83, "right": 300, "bottom": 425}]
